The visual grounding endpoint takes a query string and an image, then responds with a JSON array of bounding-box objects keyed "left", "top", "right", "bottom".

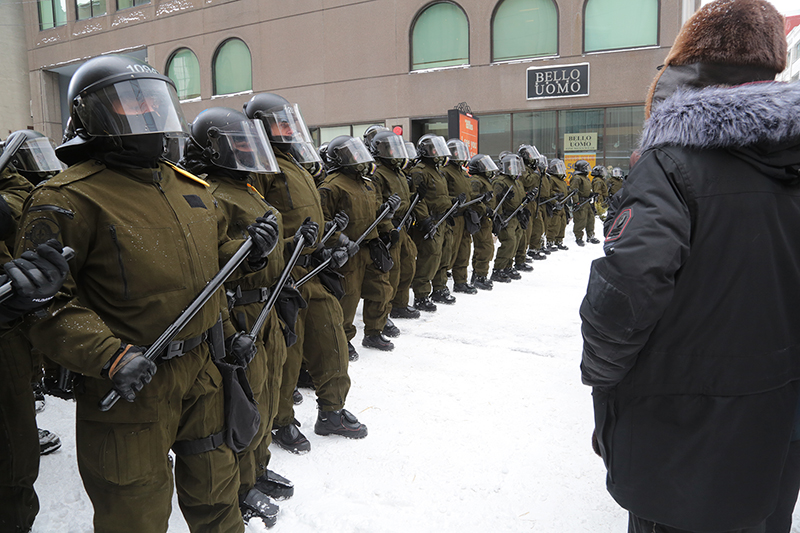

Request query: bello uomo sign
[{"left": 526, "top": 63, "right": 589, "bottom": 100}]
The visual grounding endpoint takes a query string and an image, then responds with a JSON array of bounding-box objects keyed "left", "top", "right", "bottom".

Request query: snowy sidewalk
[{"left": 35, "top": 241, "right": 628, "bottom": 532}]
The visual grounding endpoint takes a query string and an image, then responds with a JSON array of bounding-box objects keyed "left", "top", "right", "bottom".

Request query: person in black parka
[{"left": 580, "top": 2, "right": 800, "bottom": 532}]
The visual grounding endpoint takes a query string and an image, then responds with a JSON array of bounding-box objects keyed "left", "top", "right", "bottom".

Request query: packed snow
[{"left": 30, "top": 230, "right": 800, "bottom": 532}]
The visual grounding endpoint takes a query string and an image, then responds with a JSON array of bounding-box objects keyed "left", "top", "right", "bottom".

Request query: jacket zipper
[
  {"left": 109, "top": 224, "right": 129, "bottom": 299},
  {"left": 28, "top": 205, "right": 75, "bottom": 219}
]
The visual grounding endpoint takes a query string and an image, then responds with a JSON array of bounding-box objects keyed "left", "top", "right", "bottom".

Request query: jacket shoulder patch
[
  {"left": 183, "top": 194, "right": 207, "bottom": 209},
  {"left": 606, "top": 208, "right": 632, "bottom": 242}
]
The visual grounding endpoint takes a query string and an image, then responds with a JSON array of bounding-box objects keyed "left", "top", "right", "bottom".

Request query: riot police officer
[
  {"left": 441, "top": 139, "right": 477, "bottom": 295},
  {"left": 491, "top": 154, "right": 527, "bottom": 283},
  {"left": 466, "top": 154, "right": 497, "bottom": 290},
  {"left": 569, "top": 159, "right": 596, "bottom": 246},
  {"left": 591, "top": 165, "right": 609, "bottom": 222}
]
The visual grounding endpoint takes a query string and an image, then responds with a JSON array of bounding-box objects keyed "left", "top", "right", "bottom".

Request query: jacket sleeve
[
  {"left": 580, "top": 149, "right": 692, "bottom": 388},
  {"left": 411, "top": 169, "right": 430, "bottom": 221}
]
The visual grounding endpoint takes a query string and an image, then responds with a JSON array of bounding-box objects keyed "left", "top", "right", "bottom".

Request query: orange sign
[
  {"left": 564, "top": 153, "right": 596, "bottom": 177},
  {"left": 460, "top": 114, "right": 479, "bottom": 157}
]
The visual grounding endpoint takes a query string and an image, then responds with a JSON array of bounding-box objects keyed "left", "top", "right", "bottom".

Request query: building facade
[{"left": 23, "top": 0, "right": 700, "bottom": 170}]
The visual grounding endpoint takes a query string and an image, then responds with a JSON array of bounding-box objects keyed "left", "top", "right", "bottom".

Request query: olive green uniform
[
  {"left": 208, "top": 175, "right": 287, "bottom": 496},
  {"left": 592, "top": 176, "right": 609, "bottom": 220},
  {"left": 371, "top": 163, "right": 416, "bottom": 310},
  {"left": 492, "top": 175, "right": 523, "bottom": 271},
  {"left": 15, "top": 161, "right": 244, "bottom": 533},
  {"left": 469, "top": 174, "right": 495, "bottom": 278},
  {"left": 318, "top": 171, "right": 393, "bottom": 340},
  {"left": 0, "top": 168, "right": 39, "bottom": 532},
  {"left": 438, "top": 162, "right": 473, "bottom": 286},
  {"left": 569, "top": 173, "right": 594, "bottom": 240},
  {"left": 252, "top": 149, "right": 350, "bottom": 442},
  {"left": 545, "top": 174, "right": 569, "bottom": 243},
  {"left": 409, "top": 160, "right": 450, "bottom": 299},
  {"left": 514, "top": 167, "right": 538, "bottom": 265},
  {"left": 529, "top": 168, "right": 549, "bottom": 251},
  {"left": 607, "top": 176, "right": 624, "bottom": 197}
]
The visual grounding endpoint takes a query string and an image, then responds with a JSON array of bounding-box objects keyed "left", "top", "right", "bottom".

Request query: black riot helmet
[
  {"left": 242, "top": 93, "right": 315, "bottom": 159},
  {"left": 363, "top": 125, "right": 390, "bottom": 148},
  {"left": 500, "top": 153, "right": 523, "bottom": 178},
  {"left": 547, "top": 158, "right": 567, "bottom": 177},
  {"left": 467, "top": 154, "right": 499, "bottom": 179},
  {"left": 326, "top": 135, "right": 375, "bottom": 176},
  {"left": 591, "top": 165, "right": 607, "bottom": 178},
  {"left": 517, "top": 144, "right": 542, "bottom": 167},
  {"left": 417, "top": 134, "right": 449, "bottom": 165},
  {"left": 404, "top": 141, "right": 418, "bottom": 169},
  {"left": 187, "top": 107, "right": 279, "bottom": 174},
  {"left": 370, "top": 131, "right": 408, "bottom": 170},
  {"left": 318, "top": 142, "right": 329, "bottom": 167},
  {"left": 3, "top": 130, "right": 65, "bottom": 184},
  {"left": 446, "top": 139, "right": 471, "bottom": 164},
  {"left": 574, "top": 160, "right": 590, "bottom": 175},
  {"left": 611, "top": 167, "right": 625, "bottom": 178},
  {"left": 288, "top": 141, "right": 323, "bottom": 177}
]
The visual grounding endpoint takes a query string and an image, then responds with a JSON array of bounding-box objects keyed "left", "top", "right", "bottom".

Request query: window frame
[
  {"left": 409, "top": 1, "right": 470, "bottom": 72},
  {"left": 165, "top": 47, "right": 202, "bottom": 101},
  {"left": 211, "top": 37, "right": 253, "bottom": 96},
  {"left": 38, "top": 0, "right": 67, "bottom": 30},
  {"left": 116, "top": 0, "right": 149, "bottom": 11},
  {"left": 582, "top": 0, "right": 660, "bottom": 54},
  {"left": 75, "top": 0, "right": 107, "bottom": 20},
  {"left": 490, "top": 0, "right": 560, "bottom": 64}
]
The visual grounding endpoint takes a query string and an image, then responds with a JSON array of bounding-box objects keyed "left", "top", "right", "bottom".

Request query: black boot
[
  {"left": 272, "top": 419, "right": 311, "bottom": 454},
  {"left": 414, "top": 296, "right": 437, "bottom": 312},
  {"left": 39, "top": 428, "right": 61, "bottom": 456},
  {"left": 587, "top": 234, "right": 601, "bottom": 244},
  {"left": 347, "top": 341, "right": 359, "bottom": 362},
  {"left": 532, "top": 249, "right": 547, "bottom": 260},
  {"left": 556, "top": 241, "right": 569, "bottom": 250},
  {"left": 547, "top": 241, "right": 559, "bottom": 252},
  {"left": 541, "top": 245, "right": 552, "bottom": 255},
  {"left": 240, "top": 488, "right": 279, "bottom": 527},
  {"left": 490, "top": 269, "right": 511, "bottom": 283},
  {"left": 576, "top": 238, "right": 585, "bottom": 247},
  {"left": 292, "top": 387, "right": 303, "bottom": 405},
  {"left": 504, "top": 267, "right": 522, "bottom": 280},
  {"left": 382, "top": 317, "right": 401, "bottom": 337},
  {"left": 390, "top": 306, "right": 420, "bottom": 319},
  {"left": 515, "top": 262, "right": 533, "bottom": 272},
  {"left": 471, "top": 274, "right": 493, "bottom": 290},
  {"left": 362, "top": 333, "right": 395, "bottom": 351},
  {"left": 431, "top": 288, "right": 456, "bottom": 304},
  {"left": 453, "top": 282, "right": 478, "bottom": 294},
  {"left": 315, "top": 409, "right": 368, "bottom": 439},
  {"left": 255, "top": 470, "right": 294, "bottom": 500}
]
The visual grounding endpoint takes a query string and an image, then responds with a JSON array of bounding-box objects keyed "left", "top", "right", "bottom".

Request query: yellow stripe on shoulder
[{"left": 164, "top": 161, "right": 210, "bottom": 187}]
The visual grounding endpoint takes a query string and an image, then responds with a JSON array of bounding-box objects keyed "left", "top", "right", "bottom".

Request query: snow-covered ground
[{"left": 31, "top": 231, "right": 800, "bottom": 532}]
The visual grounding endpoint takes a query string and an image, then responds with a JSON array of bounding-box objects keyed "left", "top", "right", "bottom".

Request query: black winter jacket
[{"left": 581, "top": 81, "right": 800, "bottom": 532}]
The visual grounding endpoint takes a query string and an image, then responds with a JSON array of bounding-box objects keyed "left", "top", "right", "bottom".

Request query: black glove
[
  {"left": 225, "top": 331, "right": 257, "bottom": 366},
  {"left": 454, "top": 192, "right": 467, "bottom": 205},
  {"left": 382, "top": 194, "right": 401, "bottom": 215},
  {"left": 591, "top": 192, "right": 599, "bottom": 199},
  {"left": 485, "top": 208, "right": 494, "bottom": 219},
  {"left": 324, "top": 211, "right": 349, "bottom": 235},
  {"left": 555, "top": 192, "right": 564, "bottom": 200},
  {"left": 419, "top": 216, "right": 435, "bottom": 236},
  {"left": 3, "top": 239, "right": 70, "bottom": 312},
  {"left": 415, "top": 181, "right": 428, "bottom": 200},
  {"left": 275, "top": 282, "right": 307, "bottom": 348},
  {"left": 104, "top": 344, "right": 157, "bottom": 403},
  {"left": 337, "top": 233, "right": 360, "bottom": 257},
  {"left": 380, "top": 229, "right": 400, "bottom": 246},
  {"left": 481, "top": 191, "right": 493, "bottom": 203},
  {"left": 312, "top": 246, "right": 349, "bottom": 269},
  {"left": 247, "top": 213, "right": 280, "bottom": 268},
  {"left": 525, "top": 189, "right": 538, "bottom": 203},
  {"left": 294, "top": 217, "right": 319, "bottom": 247}
]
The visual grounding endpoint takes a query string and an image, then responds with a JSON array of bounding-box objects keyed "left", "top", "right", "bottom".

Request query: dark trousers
[
  {"left": 629, "top": 514, "right": 765, "bottom": 533},
  {"left": 765, "top": 439, "right": 800, "bottom": 533}
]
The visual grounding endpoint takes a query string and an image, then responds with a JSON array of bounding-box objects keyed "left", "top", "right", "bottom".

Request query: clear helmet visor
[
  {"left": 474, "top": 154, "right": 499, "bottom": 173},
  {"left": 448, "top": 141, "right": 470, "bottom": 162},
  {"left": 15, "top": 138, "right": 65, "bottom": 173},
  {"left": 503, "top": 156, "right": 524, "bottom": 177},
  {"left": 287, "top": 141, "right": 323, "bottom": 165},
  {"left": 75, "top": 78, "right": 190, "bottom": 137},
  {"left": 374, "top": 135, "right": 408, "bottom": 160},
  {"left": 520, "top": 145, "right": 542, "bottom": 162},
  {"left": 334, "top": 138, "right": 374, "bottom": 167},
  {"left": 612, "top": 168, "right": 624, "bottom": 178},
  {"left": 259, "top": 103, "right": 313, "bottom": 144},
  {"left": 422, "top": 136, "right": 450, "bottom": 158},
  {"left": 549, "top": 160, "right": 567, "bottom": 176},
  {"left": 208, "top": 119, "right": 279, "bottom": 173},
  {"left": 404, "top": 142, "right": 418, "bottom": 160}
]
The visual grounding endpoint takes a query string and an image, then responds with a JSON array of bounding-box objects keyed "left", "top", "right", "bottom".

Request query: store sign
[
  {"left": 564, "top": 153, "right": 597, "bottom": 176},
  {"left": 527, "top": 63, "right": 589, "bottom": 100},
  {"left": 564, "top": 133, "right": 597, "bottom": 152},
  {"left": 448, "top": 109, "right": 479, "bottom": 156}
]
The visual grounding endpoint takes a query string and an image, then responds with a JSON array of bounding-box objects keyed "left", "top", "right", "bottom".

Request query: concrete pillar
[{"left": 0, "top": 0, "right": 33, "bottom": 136}]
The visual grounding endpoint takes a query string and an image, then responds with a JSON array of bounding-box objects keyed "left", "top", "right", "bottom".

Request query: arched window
[
  {"left": 166, "top": 48, "right": 201, "bottom": 100},
  {"left": 411, "top": 2, "right": 469, "bottom": 71},
  {"left": 213, "top": 38, "right": 252, "bottom": 95},
  {"left": 492, "top": 0, "right": 558, "bottom": 62},
  {"left": 584, "top": 0, "right": 658, "bottom": 53}
]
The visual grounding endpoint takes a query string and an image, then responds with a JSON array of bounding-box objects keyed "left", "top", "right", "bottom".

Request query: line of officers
[{"left": 0, "top": 54, "right": 628, "bottom": 533}]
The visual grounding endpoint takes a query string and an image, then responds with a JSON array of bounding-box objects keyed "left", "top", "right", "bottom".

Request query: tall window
[
  {"left": 117, "top": 0, "right": 149, "bottom": 9},
  {"left": 39, "top": 0, "right": 67, "bottom": 29},
  {"left": 166, "top": 48, "right": 201, "bottom": 100},
  {"left": 492, "top": 0, "right": 558, "bottom": 62},
  {"left": 411, "top": 2, "right": 469, "bottom": 71},
  {"left": 213, "top": 39, "right": 252, "bottom": 96},
  {"left": 584, "top": 0, "right": 658, "bottom": 53},
  {"left": 76, "top": 0, "right": 106, "bottom": 20}
]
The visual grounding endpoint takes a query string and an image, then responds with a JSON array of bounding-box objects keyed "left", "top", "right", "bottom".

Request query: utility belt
[
  {"left": 227, "top": 286, "right": 271, "bottom": 307},
  {"left": 159, "top": 325, "right": 213, "bottom": 362}
]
